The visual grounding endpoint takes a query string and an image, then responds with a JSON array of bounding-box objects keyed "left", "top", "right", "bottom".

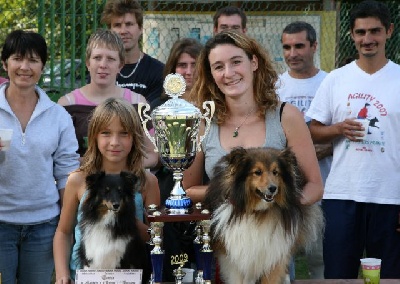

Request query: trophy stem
[
  {"left": 193, "top": 223, "right": 204, "bottom": 275},
  {"left": 200, "top": 220, "right": 213, "bottom": 283},
  {"left": 165, "top": 171, "right": 193, "bottom": 213},
  {"left": 170, "top": 171, "right": 186, "bottom": 196},
  {"left": 150, "top": 222, "right": 164, "bottom": 283}
]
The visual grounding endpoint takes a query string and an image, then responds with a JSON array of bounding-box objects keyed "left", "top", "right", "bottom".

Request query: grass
[
  {"left": 294, "top": 252, "right": 364, "bottom": 280},
  {"left": 295, "top": 252, "right": 311, "bottom": 279}
]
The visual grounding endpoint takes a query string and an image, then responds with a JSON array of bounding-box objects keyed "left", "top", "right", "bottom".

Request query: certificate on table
[{"left": 75, "top": 269, "right": 143, "bottom": 284}]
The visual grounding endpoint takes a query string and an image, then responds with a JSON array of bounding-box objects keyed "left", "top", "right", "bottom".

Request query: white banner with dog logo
[{"left": 75, "top": 269, "right": 143, "bottom": 284}]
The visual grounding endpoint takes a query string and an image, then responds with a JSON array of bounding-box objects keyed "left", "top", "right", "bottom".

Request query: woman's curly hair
[{"left": 188, "top": 30, "right": 279, "bottom": 124}]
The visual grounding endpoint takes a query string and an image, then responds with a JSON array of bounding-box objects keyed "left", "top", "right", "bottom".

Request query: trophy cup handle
[
  {"left": 138, "top": 102, "right": 158, "bottom": 153},
  {"left": 197, "top": 100, "right": 215, "bottom": 152}
]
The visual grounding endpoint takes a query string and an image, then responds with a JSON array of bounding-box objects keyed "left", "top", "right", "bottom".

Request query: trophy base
[{"left": 165, "top": 196, "right": 193, "bottom": 215}]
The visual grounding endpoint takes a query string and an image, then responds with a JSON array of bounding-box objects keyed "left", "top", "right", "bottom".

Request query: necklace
[
  {"left": 232, "top": 108, "right": 255, "bottom": 138},
  {"left": 118, "top": 53, "right": 143, "bottom": 79}
]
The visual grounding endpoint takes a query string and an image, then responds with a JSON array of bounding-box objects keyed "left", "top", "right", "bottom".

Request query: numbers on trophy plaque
[{"left": 171, "top": 253, "right": 189, "bottom": 266}]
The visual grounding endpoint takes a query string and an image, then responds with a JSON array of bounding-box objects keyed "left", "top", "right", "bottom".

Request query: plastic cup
[
  {"left": 0, "top": 129, "right": 13, "bottom": 151},
  {"left": 360, "top": 258, "right": 381, "bottom": 284},
  {"left": 355, "top": 118, "right": 369, "bottom": 139},
  {"left": 181, "top": 268, "right": 194, "bottom": 283}
]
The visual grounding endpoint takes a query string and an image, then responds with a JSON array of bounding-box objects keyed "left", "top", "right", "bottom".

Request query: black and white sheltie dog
[
  {"left": 78, "top": 171, "right": 150, "bottom": 282},
  {"left": 204, "top": 147, "right": 324, "bottom": 284}
]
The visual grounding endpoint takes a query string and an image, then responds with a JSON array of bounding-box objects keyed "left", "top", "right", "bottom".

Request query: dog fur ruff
[
  {"left": 78, "top": 171, "right": 150, "bottom": 282},
  {"left": 204, "top": 147, "right": 324, "bottom": 284}
]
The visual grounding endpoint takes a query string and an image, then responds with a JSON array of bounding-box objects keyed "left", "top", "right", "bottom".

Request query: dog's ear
[
  {"left": 279, "top": 148, "right": 298, "bottom": 167},
  {"left": 278, "top": 148, "right": 305, "bottom": 192},
  {"left": 227, "top": 147, "right": 247, "bottom": 163},
  {"left": 211, "top": 147, "right": 248, "bottom": 181},
  {"left": 119, "top": 171, "right": 136, "bottom": 180},
  {"left": 86, "top": 171, "right": 105, "bottom": 189},
  {"left": 227, "top": 148, "right": 254, "bottom": 215},
  {"left": 120, "top": 171, "right": 140, "bottom": 193},
  {"left": 225, "top": 147, "right": 248, "bottom": 174},
  {"left": 120, "top": 171, "right": 132, "bottom": 180}
]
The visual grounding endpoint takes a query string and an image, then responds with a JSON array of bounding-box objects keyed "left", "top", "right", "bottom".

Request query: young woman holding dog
[
  {"left": 53, "top": 98, "right": 160, "bottom": 284},
  {"left": 183, "top": 30, "right": 323, "bottom": 206}
]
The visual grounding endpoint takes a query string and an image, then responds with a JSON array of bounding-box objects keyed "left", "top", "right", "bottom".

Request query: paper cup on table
[
  {"left": 0, "top": 129, "right": 13, "bottom": 151},
  {"left": 355, "top": 119, "right": 369, "bottom": 140},
  {"left": 360, "top": 258, "right": 381, "bottom": 284},
  {"left": 182, "top": 268, "right": 194, "bottom": 283}
]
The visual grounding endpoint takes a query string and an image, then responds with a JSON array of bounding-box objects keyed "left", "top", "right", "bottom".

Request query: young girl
[{"left": 53, "top": 98, "right": 160, "bottom": 284}]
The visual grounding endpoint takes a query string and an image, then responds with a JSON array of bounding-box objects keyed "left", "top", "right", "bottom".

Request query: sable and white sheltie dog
[
  {"left": 78, "top": 171, "right": 150, "bottom": 282},
  {"left": 204, "top": 147, "right": 324, "bottom": 284}
]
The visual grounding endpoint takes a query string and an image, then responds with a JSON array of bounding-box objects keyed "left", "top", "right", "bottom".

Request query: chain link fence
[{"left": 0, "top": 0, "right": 399, "bottom": 102}]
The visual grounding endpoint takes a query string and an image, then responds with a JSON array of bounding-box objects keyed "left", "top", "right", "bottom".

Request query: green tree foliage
[
  {"left": 0, "top": 0, "right": 37, "bottom": 77},
  {"left": 0, "top": 0, "right": 105, "bottom": 94},
  {"left": 0, "top": 0, "right": 105, "bottom": 61},
  {"left": 0, "top": 0, "right": 37, "bottom": 47}
]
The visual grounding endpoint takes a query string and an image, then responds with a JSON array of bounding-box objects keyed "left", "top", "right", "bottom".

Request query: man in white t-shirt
[
  {"left": 306, "top": 0, "right": 400, "bottom": 279},
  {"left": 276, "top": 21, "right": 331, "bottom": 280}
]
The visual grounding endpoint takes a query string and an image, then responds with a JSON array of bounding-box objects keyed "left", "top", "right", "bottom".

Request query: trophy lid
[{"left": 152, "top": 73, "right": 201, "bottom": 118}]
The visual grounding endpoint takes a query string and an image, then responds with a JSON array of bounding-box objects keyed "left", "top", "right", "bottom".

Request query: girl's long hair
[{"left": 80, "top": 98, "right": 147, "bottom": 189}]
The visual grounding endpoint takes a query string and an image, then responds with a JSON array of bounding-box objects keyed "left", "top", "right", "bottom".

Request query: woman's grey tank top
[{"left": 202, "top": 104, "right": 287, "bottom": 179}]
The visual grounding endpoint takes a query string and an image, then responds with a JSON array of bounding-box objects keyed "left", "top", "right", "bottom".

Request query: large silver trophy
[{"left": 139, "top": 73, "right": 214, "bottom": 214}]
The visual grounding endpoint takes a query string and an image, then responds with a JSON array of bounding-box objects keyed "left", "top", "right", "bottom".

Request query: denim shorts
[{"left": 0, "top": 216, "right": 59, "bottom": 284}]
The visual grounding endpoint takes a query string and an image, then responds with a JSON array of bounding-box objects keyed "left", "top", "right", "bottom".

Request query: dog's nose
[
  {"left": 268, "top": 185, "right": 277, "bottom": 194},
  {"left": 112, "top": 203, "right": 120, "bottom": 210}
]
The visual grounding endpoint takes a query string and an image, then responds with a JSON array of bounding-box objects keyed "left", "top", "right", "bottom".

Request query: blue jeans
[
  {"left": 0, "top": 216, "right": 59, "bottom": 284},
  {"left": 289, "top": 257, "right": 295, "bottom": 280}
]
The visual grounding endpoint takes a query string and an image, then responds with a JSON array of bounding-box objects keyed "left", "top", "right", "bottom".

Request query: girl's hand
[{"left": 55, "top": 276, "right": 73, "bottom": 284}]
